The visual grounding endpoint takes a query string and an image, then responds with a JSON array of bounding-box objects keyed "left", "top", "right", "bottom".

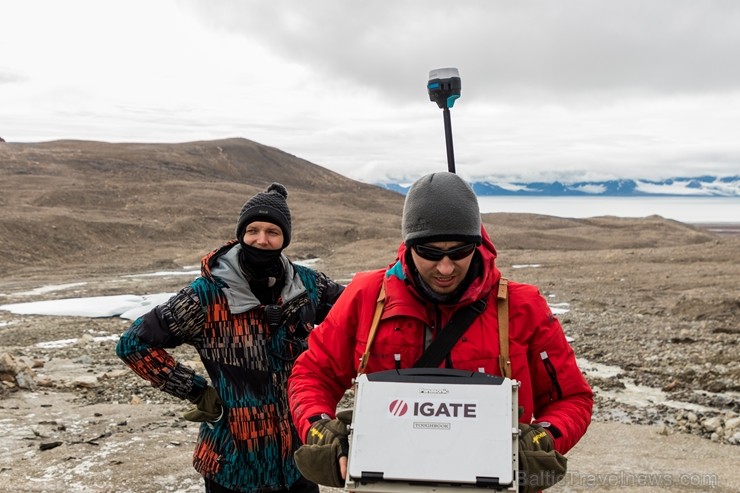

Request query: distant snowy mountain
[{"left": 378, "top": 175, "right": 740, "bottom": 197}]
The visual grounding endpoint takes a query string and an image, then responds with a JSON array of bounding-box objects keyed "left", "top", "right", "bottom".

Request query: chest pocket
[{"left": 369, "top": 317, "right": 423, "bottom": 370}]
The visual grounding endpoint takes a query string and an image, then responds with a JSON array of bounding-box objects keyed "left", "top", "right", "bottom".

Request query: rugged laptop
[{"left": 346, "top": 368, "right": 519, "bottom": 493}]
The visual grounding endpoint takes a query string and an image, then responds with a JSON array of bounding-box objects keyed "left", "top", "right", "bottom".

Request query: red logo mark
[{"left": 389, "top": 400, "right": 409, "bottom": 416}]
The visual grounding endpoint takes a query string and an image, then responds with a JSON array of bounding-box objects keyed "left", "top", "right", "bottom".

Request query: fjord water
[{"left": 476, "top": 196, "right": 739, "bottom": 224}]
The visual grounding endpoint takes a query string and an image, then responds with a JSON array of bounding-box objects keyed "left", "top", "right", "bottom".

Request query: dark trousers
[{"left": 205, "top": 477, "right": 319, "bottom": 493}]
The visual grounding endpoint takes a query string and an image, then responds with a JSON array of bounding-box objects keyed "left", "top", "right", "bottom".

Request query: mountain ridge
[{"left": 379, "top": 175, "right": 740, "bottom": 197}]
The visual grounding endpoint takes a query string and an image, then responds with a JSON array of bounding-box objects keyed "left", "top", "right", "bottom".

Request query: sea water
[{"left": 476, "top": 196, "right": 739, "bottom": 224}]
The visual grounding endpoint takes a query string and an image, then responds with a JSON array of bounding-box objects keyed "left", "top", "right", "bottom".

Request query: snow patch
[
  {"left": 13, "top": 282, "right": 88, "bottom": 296},
  {"left": 0, "top": 293, "right": 174, "bottom": 319},
  {"left": 122, "top": 270, "right": 199, "bottom": 278}
]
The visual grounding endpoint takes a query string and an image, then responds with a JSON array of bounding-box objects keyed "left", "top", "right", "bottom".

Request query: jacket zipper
[{"left": 540, "top": 351, "right": 563, "bottom": 400}]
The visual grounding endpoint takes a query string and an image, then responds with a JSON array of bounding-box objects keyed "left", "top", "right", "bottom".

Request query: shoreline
[
  {"left": 692, "top": 222, "right": 740, "bottom": 236},
  {"left": 477, "top": 195, "right": 740, "bottom": 223}
]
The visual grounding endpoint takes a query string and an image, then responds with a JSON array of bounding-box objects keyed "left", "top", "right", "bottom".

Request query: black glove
[
  {"left": 518, "top": 423, "right": 567, "bottom": 493},
  {"left": 294, "top": 409, "right": 353, "bottom": 487},
  {"left": 183, "top": 385, "right": 224, "bottom": 423}
]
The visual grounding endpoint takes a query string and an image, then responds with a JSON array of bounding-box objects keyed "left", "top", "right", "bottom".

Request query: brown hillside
[
  {"left": 0, "top": 138, "right": 721, "bottom": 283},
  {"left": 0, "top": 138, "right": 405, "bottom": 280}
]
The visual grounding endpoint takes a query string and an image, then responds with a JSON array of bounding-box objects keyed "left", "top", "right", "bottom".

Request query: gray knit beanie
[
  {"left": 402, "top": 172, "right": 482, "bottom": 247},
  {"left": 235, "top": 183, "right": 292, "bottom": 248}
]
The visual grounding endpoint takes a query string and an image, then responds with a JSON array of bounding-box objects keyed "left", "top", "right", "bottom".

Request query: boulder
[{"left": 0, "top": 352, "right": 37, "bottom": 390}]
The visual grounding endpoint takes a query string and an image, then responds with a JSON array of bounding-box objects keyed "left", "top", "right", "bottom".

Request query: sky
[{"left": 2, "top": 0, "right": 740, "bottom": 184}]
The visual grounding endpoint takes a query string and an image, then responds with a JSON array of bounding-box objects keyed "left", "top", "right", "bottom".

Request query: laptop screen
[{"left": 347, "top": 369, "right": 518, "bottom": 488}]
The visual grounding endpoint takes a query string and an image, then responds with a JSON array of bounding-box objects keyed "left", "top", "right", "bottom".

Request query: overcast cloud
[{"left": 1, "top": 0, "right": 739, "bottom": 183}]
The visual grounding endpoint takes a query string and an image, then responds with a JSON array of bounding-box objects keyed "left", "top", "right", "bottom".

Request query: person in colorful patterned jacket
[
  {"left": 288, "top": 172, "right": 593, "bottom": 493},
  {"left": 116, "top": 183, "right": 344, "bottom": 493}
]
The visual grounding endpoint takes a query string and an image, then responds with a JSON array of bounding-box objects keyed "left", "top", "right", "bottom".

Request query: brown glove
[
  {"left": 518, "top": 423, "right": 567, "bottom": 493},
  {"left": 183, "top": 385, "right": 224, "bottom": 423},
  {"left": 294, "top": 409, "right": 353, "bottom": 487}
]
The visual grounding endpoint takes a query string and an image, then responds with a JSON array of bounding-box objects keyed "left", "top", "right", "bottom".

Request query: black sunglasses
[{"left": 413, "top": 243, "right": 477, "bottom": 261}]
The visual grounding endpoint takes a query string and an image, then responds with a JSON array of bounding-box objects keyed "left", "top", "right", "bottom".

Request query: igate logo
[
  {"left": 388, "top": 399, "right": 409, "bottom": 416},
  {"left": 387, "top": 400, "right": 478, "bottom": 418}
]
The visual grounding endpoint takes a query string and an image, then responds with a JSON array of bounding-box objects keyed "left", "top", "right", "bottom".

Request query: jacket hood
[
  {"left": 393, "top": 225, "right": 500, "bottom": 306},
  {"left": 200, "top": 240, "right": 304, "bottom": 314}
]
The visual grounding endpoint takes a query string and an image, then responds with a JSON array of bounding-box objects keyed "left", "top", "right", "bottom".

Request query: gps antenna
[{"left": 427, "top": 67, "right": 461, "bottom": 173}]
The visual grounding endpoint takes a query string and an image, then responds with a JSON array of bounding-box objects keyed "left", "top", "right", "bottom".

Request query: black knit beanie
[
  {"left": 235, "top": 183, "right": 292, "bottom": 249},
  {"left": 402, "top": 172, "right": 482, "bottom": 247}
]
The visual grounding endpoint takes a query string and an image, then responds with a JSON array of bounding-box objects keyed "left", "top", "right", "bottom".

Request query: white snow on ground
[
  {"left": 35, "top": 334, "right": 120, "bottom": 349},
  {"left": 0, "top": 282, "right": 88, "bottom": 297},
  {"left": 293, "top": 258, "right": 322, "bottom": 267},
  {"left": 0, "top": 263, "right": 333, "bottom": 321},
  {"left": 0, "top": 293, "right": 175, "bottom": 320},
  {"left": 549, "top": 302, "right": 570, "bottom": 315},
  {"left": 122, "top": 270, "right": 199, "bottom": 278}
]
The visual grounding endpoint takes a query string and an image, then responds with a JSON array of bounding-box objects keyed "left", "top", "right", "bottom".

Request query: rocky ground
[{"left": 0, "top": 221, "right": 738, "bottom": 492}]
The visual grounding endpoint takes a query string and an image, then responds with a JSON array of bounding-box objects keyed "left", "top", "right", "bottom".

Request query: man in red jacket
[{"left": 288, "top": 172, "right": 593, "bottom": 492}]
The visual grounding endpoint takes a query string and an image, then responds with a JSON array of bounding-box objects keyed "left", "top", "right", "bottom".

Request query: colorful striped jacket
[{"left": 116, "top": 241, "right": 344, "bottom": 492}]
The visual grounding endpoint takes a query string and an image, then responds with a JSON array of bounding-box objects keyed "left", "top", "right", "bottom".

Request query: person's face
[
  {"left": 242, "top": 221, "right": 284, "bottom": 250},
  {"left": 409, "top": 241, "right": 476, "bottom": 295}
]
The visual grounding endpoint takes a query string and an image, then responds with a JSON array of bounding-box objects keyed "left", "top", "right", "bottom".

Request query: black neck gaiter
[{"left": 238, "top": 244, "right": 285, "bottom": 304}]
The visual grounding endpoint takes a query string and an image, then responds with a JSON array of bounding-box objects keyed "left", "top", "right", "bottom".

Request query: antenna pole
[{"left": 443, "top": 107, "right": 455, "bottom": 173}]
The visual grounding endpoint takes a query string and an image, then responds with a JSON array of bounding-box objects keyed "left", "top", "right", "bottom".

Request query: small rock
[
  {"left": 656, "top": 424, "right": 670, "bottom": 436},
  {"left": 102, "top": 369, "right": 129, "bottom": 379},
  {"left": 662, "top": 380, "right": 679, "bottom": 392},
  {"left": 39, "top": 441, "right": 63, "bottom": 451},
  {"left": 35, "top": 376, "right": 54, "bottom": 387},
  {"left": 702, "top": 416, "right": 722, "bottom": 433},
  {"left": 724, "top": 416, "right": 740, "bottom": 431},
  {"left": 15, "top": 369, "right": 37, "bottom": 390},
  {"left": 72, "top": 375, "right": 99, "bottom": 388}
]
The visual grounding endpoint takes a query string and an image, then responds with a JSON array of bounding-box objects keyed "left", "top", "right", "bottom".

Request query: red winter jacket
[{"left": 289, "top": 227, "right": 592, "bottom": 453}]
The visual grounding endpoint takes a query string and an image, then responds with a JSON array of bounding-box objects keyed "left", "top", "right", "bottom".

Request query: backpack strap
[
  {"left": 357, "top": 278, "right": 511, "bottom": 377},
  {"left": 357, "top": 283, "right": 386, "bottom": 375},
  {"left": 497, "top": 278, "right": 511, "bottom": 379},
  {"left": 413, "top": 299, "right": 487, "bottom": 368}
]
